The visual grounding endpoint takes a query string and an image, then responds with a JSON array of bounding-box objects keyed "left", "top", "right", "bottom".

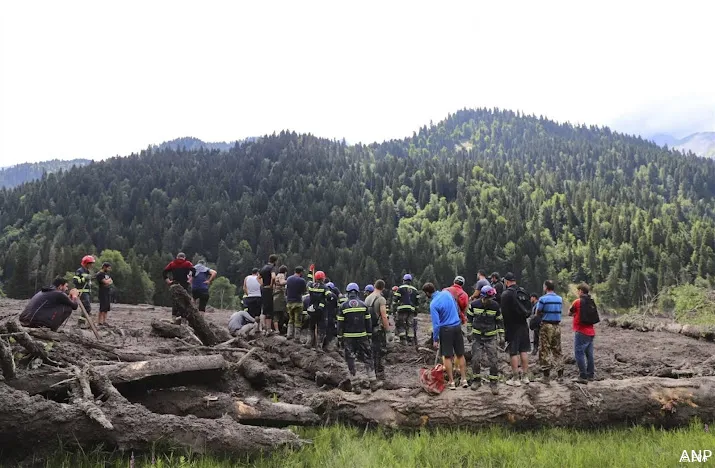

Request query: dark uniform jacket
[{"left": 337, "top": 295, "right": 373, "bottom": 338}]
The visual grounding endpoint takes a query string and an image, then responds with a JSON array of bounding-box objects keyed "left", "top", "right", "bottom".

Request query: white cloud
[{"left": 1, "top": 0, "right": 714, "bottom": 164}]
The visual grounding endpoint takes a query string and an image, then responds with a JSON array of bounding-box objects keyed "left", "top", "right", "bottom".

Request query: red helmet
[
  {"left": 314, "top": 271, "right": 326, "bottom": 281},
  {"left": 81, "top": 255, "right": 96, "bottom": 266}
]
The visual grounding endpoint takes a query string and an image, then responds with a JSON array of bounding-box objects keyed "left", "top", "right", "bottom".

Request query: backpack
[
  {"left": 579, "top": 295, "right": 600, "bottom": 325},
  {"left": 513, "top": 287, "right": 533, "bottom": 319}
]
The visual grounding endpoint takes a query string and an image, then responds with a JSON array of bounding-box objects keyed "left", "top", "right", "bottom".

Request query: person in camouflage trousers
[{"left": 535, "top": 280, "right": 564, "bottom": 383}]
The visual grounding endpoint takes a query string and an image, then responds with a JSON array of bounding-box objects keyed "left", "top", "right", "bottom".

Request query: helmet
[
  {"left": 392, "top": 286, "right": 398, "bottom": 292},
  {"left": 314, "top": 271, "right": 326, "bottom": 281},
  {"left": 346, "top": 282, "right": 360, "bottom": 293},
  {"left": 326, "top": 282, "right": 335, "bottom": 289},
  {"left": 403, "top": 274, "right": 412, "bottom": 282},
  {"left": 81, "top": 255, "right": 96, "bottom": 266},
  {"left": 454, "top": 276, "right": 465, "bottom": 286},
  {"left": 481, "top": 285, "right": 496, "bottom": 297},
  {"left": 365, "top": 284, "right": 375, "bottom": 293}
]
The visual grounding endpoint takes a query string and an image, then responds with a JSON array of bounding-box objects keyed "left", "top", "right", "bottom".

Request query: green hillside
[
  {"left": 0, "top": 159, "right": 92, "bottom": 188},
  {"left": 1, "top": 109, "right": 714, "bottom": 308}
]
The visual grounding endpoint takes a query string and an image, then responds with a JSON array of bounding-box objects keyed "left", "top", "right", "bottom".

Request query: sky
[{"left": 1, "top": 0, "right": 714, "bottom": 165}]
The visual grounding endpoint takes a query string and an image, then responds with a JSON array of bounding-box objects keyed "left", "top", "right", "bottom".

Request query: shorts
[
  {"left": 261, "top": 288, "right": 274, "bottom": 318},
  {"left": 438, "top": 325, "right": 465, "bottom": 358},
  {"left": 245, "top": 296, "right": 262, "bottom": 318},
  {"left": 507, "top": 325, "right": 531, "bottom": 356},
  {"left": 99, "top": 293, "right": 111, "bottom": 313}
]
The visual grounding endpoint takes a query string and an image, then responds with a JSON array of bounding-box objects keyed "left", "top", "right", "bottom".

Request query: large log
[
  {"left": 170, "top": 284, "right": 220, "bottom": 346},
  {"left": 8, "top": 354, "right": 227, "bottom": 395},
  {"left": 0, "top": 382, "right": 303, "bottom": 460},
  {"left": 260, "top": 335, "right": 350, "bottom": 387},
  {"left": 131, "top": 387, "right": 320, "bottom": 427},
  {"left": 308, "top": 376, "right": 715, "bottom": 429},
  {"left": 25, "top": 328, "right": 155, "bottom": 362},
  {"left": 605, "top": 316, "right": 715, "bottom": 342},
  {"left": 0, "top": 337, "right": 15, "bottom": 379}
]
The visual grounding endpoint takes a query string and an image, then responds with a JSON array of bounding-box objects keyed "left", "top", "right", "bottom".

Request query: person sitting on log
[
  {"left": 228, "top": 310, "right": 256, "bottom": 336},
  {"left": 19, "top": 277, "right": 80, "bottom": 331}
]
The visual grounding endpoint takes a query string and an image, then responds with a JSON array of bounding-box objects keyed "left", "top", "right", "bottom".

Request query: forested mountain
[
  {"left": 0, "top": 159, "right": 91, "bottom": 188},
  {"left": 1, "top": 108, "right": 714, "bottom": 309},
  {"left": 673, "top": 132, "right": 715, "bottom": 159},
  {"left": 155, "top": 137, "right": 242, "bottom": 153}
]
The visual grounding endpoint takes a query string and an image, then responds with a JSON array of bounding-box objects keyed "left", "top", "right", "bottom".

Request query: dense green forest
[
  {"left": 1, "top": 109, "right": 714, "bottom": 308},
  {"left": 0, "top": 159, "right": 92, "bottom": 189}
]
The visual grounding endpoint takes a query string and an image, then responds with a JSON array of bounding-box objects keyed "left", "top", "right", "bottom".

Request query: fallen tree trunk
[
  {"left": 131, "top": 387, "right": 320, "bottom": 427},
  {"left": 170, "top": 284, "right": 220, "bottom": 346},
  {"left": 308, "top": 376, "right": 715, "bottom": 429},
  {"left": 8, "top": 354, "right": 226, "bottom": 395},
  {"left": 605, "top": 316, "right": 715, "bottom": 342},
  {"left": 0, "top": 381, "right": 303, "bottom": 460},
  {"left": 5, "top": 321, "right": 60, "bottom": 365},
  {"left": 25, "top": 328, "right": 155, "bottom": 362},
  {"left": 260, "top": 335, "right": 349, "bottom": 387},
  {"left": 0, "top": 337, "right": 15, "bottom": 379}
]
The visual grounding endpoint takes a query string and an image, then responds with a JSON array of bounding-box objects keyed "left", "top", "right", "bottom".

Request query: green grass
[{"left": 13, "top": 422, "right": 715, "bottom": 468}]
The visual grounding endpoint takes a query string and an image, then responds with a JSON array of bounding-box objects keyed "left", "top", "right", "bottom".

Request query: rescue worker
[
  {"left": 363, "top": 284, "right": 375, "bottom": 300},
  {"left": 20, "top": 277, "right": 79, "bottom": 331},
  {"left": 301, "top": 293, "right": 312, "bottom": 344},
  {"left": 95, "top": 262, "right": 113, "bottom": 326},
  {"left": 307, "top": 271, "right": 331, "bottom": 348},
  {"left": 467, "top": 285, "right": 504, "bottom": 394},
  {"left": 393, "top": 274, "right": 419, "bottom": 345},
  {"left": 388, "top": 285, "right": 399, "bottom": 315},
  {"left": 365, "top": 280, "right": 390, "bottom": 380},
  {"left": 325, "top": 282, "right": 341, "bottom": 350},
  {"left": 73, "top": 255, "right": 95, "bottom": 327},
  {"left": 338, "top": 282, "right": 379, "bottom": 392},
  {"left": 163, "top": 252, "right": 196, "bottom": 321},
  {"left": 285, "top": 266, "right": 307, "bottom": 341}
]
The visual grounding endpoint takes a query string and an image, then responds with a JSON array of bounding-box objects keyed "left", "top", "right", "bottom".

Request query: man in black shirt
[
  {"left": 259, "top": 254, "right": 278, "bottom": 335},
  {"left": 500, "top": 272, "right": 530, "bottom": 386},
  {"left": 20, "top": 277, "right": 79, "bottom": 331},
  {"left": 95, "top": 262, "right": 113, "bottom": 325}
]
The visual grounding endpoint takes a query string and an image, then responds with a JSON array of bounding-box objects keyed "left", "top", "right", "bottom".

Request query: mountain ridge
[{"left": 0, "top": 159, "right": 92, "bottom": 188}]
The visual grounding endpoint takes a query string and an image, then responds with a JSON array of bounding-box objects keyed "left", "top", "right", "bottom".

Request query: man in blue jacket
[
  {"left": 423, "top": 282, "right": 468, "bottom": 390},
  {"left": 535, "top": 280, "right": 564, "bottom": 383}
]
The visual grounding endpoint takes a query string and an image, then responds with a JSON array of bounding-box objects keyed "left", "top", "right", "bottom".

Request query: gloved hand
[{"left": 386, "top": 331, "right": 395, "bottom": 343}]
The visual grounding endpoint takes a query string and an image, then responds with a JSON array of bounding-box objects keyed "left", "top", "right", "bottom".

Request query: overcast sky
[{"left": 1, "top": 0, "right": 714, "bottom": 165}]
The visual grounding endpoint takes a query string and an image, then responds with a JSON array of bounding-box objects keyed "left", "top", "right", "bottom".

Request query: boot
[
  {"left": 539, "top": 370, "right": 551, "bottom": 385},
  {"left": 470, "top": 377, "right": 482, "bottom": 391},
  {"left": 305, "top": 331, "right": 316, "bottom": 349},
  {"left": 556, "top": 369, "right": 564, "bottom": 383},
  {"left": 286, "top": 324, "right": 295, "bottom": 340},
  {"left": 490, "top": 381, "right": 499, "bottom": 395}
]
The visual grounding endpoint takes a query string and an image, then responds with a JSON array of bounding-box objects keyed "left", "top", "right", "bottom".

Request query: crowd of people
[{"left": 18, "top": 252, "right": 600, "bottom": 393}]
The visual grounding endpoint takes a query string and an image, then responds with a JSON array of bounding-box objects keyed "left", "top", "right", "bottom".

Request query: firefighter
[
  {"left": 73, "top": 255, "right": 95, "bottom": 326},
  {"left": 325, "top": 282, "right": 341, "bottom": 350},
  {"left": 363, "top": 284, "right": 374, "bottom": 300},
  {"left": 394, "top": 274, "right": 419, "bottom": 345},
  {"left": 338, "top": 282, "right": 379, "bottom": 392},
  {"left": 307, "top": 271, "right": 331, "bottom": 349},
  {"left": 467, "top": 285, "right": 504, "bottom": 395}
]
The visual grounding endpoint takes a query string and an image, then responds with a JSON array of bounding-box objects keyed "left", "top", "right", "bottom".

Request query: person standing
[
  {"left": 20, "top": 277, "right": 79, "bottom": 331},
  {"left": 285, "top": 266, "right": 308, "bottom": 341},
  {"left": 163, "top": 253, "right": 196, "bottom": 320},
  {"left": 471, "top": 270, "right": 490, "bottom": 300},
  {"left": 394, "top": 274, "right": 419, "bottom": 345},
  {"left": 307, "top": 271, "right": 331, "bottom": 348},
  {"left": 259, "top": 254, "right": 278, "bottom": 335},
  {"left": 243, "top": 268, "right": 263, "bottom": 319},
  {"left": 500, "top": 272, "right": 531, "bottom": 386},
  {"left": 192, "top": 260, "right": 217, "bottom": 312},
  {"left": 95, "top": 262, "right": 113, "bottom": 326},
  {"left": 490, "top": 272, "right": 505, "bottom": 303},
  {"left": 529, "top": 293, "right": 541, "bottom": 355},
  {"left": 273, "top": 265, "right": 289, "bottom": 333},
  {"left": 569, "top": 283, "right": 597, "bottom": 384},
  {"left": 365, "top": 280, "right": 390, "bottom": 380},
  {"left": 73, "top": 255, "right": 95, "bottom": 326},
  {"left": 338, "top": 282, "right": 379, "bottom": 392},
  {"left": 363, "top": 284, "right": 375, "bottom": 301},
  {"left": 324, "top": 282, "right": 340, "bottom": 350},
  {"left": 422, "top": 282, "right": 468, "bottom": 390},
  {"left": 444, "top": 275, "right": 469, "bottom": 325},
  {"left": 535, "top": 280, "right": 564, "bottom": 384},
  {"left": 467, "top": 285, "right": 503, "bottom": 394}
]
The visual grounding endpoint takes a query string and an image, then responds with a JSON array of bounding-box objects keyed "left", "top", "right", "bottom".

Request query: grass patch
[{"left": 14, "top": 422, "right": 715, "bottom": 468}]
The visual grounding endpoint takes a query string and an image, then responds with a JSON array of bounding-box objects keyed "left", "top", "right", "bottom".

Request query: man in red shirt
[
  {"left": 569, "top": 283, "right": 596, "bottom": 384},
  {"left": 444, "top": 276, "right": 468, "bottom": 324}
]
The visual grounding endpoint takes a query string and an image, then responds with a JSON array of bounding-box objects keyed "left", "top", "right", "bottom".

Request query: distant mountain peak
[
  {"left": 154, "top": 137, "right": 238, "bottom": 153},
  {"left": 0, "top": 158, "right": 92, "bottom": 188},
  {"left": 648, "top": 132, "right": 715, "bottom": 158}
]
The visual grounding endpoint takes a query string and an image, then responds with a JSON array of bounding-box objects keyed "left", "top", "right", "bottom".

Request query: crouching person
[
  {"left": 338, "top": 283, "right": 380, "bottom": 392},
  {"left": 228, "top": 310, "right": 256, "bottom": 336},
  {"left": 467, "top": 285, "right": 504, "bottom": 395},
  {"left": 20, "top": 277, "right": 79, "bottom": 331}
]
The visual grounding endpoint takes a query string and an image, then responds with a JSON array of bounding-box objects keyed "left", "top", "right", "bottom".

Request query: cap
[{"left": 503, "top": 272, "right": 516, "bottom": 281}]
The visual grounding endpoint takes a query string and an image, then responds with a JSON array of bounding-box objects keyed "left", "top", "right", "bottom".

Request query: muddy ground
[{"left": 2, "top": 296, "right": 714, "bottom": 404}]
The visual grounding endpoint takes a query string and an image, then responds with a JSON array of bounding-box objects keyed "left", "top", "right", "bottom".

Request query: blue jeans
[{"left": 574, "top": 332, "right": 595, "bottom": 379}]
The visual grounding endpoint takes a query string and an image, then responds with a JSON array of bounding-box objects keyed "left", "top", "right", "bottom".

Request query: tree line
[{"left": 1, "top": 108, "right": 714, "bottom": 309}]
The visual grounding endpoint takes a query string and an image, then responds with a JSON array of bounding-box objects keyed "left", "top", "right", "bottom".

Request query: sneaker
[
  {"left": 460, "top": 378, "right": 469, "bottom": 388},
  {"left": 448, "top": 381, "right": 457, "bottom": 390},
  {"left": 521, "top": 375, "right": 530, "bottom": 385},
  {"left": 505, "top": 377, "right": 522, "bottom": 387}
]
